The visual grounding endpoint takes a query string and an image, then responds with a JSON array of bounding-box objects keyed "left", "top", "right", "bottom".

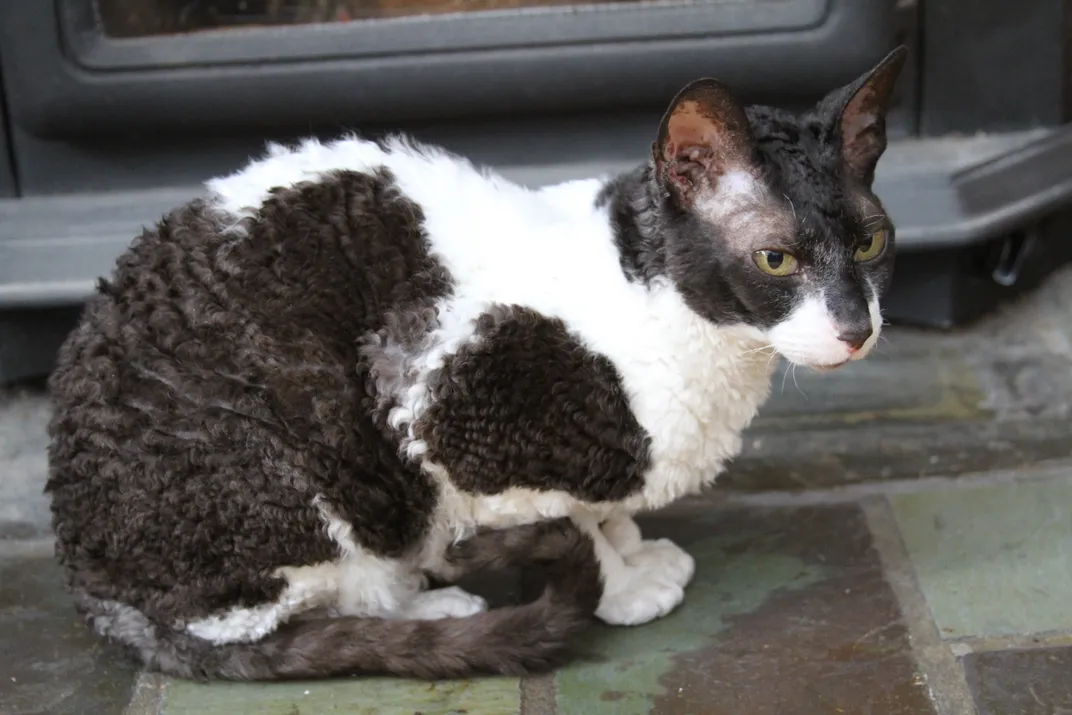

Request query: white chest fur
[{"left": 208, "top": 137, "right": 777, "bottom": 530}]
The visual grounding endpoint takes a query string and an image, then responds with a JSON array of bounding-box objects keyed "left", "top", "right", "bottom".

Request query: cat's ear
[
  {"left": 825, "top": 46, "right": 908, "bottom": 185},
  {"left": 653, "top": 78, "right": 755, "bottom": 208}
]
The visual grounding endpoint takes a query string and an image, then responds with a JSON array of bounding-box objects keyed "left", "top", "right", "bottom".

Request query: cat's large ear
[
  {"left": 653, "top": 78, "right": 755, "bottom": 208},
  {"left": 824, "top": 46, "right": 908, "bottom": 185}
]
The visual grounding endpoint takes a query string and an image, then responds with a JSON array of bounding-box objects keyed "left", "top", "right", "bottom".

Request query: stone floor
[{"left": 4, "top": 268, "right": 1072, "bottom": 715}]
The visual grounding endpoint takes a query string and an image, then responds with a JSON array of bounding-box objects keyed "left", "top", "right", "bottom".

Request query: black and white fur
[{"left": 46, "top": 48, "right": 907, "bottom": 679}]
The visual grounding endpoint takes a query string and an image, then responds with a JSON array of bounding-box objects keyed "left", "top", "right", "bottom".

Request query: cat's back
[
  {"left": 45, "top": 137, "right": 458, "bottom": 614},
  {"left": 210, "top": 135, "right": 623, "bottom": 298},
  {"left": 55, "top": 138, "right": 459, "bottom": 384}
]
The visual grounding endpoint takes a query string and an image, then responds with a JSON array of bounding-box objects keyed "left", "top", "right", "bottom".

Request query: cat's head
[{"left": 653, "top": 47, "right": 907, "bottom": 369}]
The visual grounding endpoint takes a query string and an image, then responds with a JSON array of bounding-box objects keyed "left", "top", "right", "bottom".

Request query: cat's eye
[
  {"left": 752, "top": 250, "right": 799, "bottom": 277},
  {"left": 855, "top": 229, "right": 888, "bottom": 262}
]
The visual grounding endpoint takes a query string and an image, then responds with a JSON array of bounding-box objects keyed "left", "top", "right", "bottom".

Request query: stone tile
[
  {"left": 754, "top": 346, "right": 989, "bottom": 432},
  {"left": 0, "top": 535, "right": 524, "bottom": 715},
  {"left": 161, "top": 677, "right": 521, "bottom": 715},
  {"left": 0, "top": 387, "right": 52, "bottom": 538},
  {"left": 890, "top": 475, "right": 1072, "bottom": 638},
  {"left": 726, "top": 317, "right": 1072, "bottom": 490},
  {"left": 980, "top": 353, "right": 1072, "bottom": 421},
  {"left": 1027, "top": 264, "right": 1072, "bottom": 349},
  {"left": 728, "top": 418, "right": 1072, "bottom": 490},
  {"left": 963, "top": 646, "right": 1072, "bottom": 715},
  {"left": 554, "top": 505, "right": 935, "bottom": 715},
  {"left": 0, "top": 541, "right": 140, "bottom": 715}
]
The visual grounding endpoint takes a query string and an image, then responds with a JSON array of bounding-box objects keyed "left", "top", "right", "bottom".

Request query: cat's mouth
[{"left": 811, "top": 359, "right": 851, "bottom": 372}]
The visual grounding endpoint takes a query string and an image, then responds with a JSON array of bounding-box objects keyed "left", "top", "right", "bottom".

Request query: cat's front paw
[
  {"left": 596, "top": 571, "right": 685, "bottom": 626},
  {"left": 625, "top": 538, "right": 695, "bottom": 589},
  {"left": 403, "top": 586, "right": 488, "bottom": 620},
  {"left": 600, "top": 516, "right": 695, "bottom": 589}
]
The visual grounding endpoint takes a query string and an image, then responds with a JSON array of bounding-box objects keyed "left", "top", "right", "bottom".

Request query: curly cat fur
[
  {"left": 49, "top": 170, "right": 445, "bottom": 623},
  {"left": 47, "top": 48, "right": 906, "bottom": 680}
]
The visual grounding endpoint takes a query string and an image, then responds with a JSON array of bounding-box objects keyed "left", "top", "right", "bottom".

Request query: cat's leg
[
  {"left": 334, "top": 564, "right": 488, "bottom": 621},
  {"left": 573, "top": 512, "right": 685, "bottom": 626},
  {"left": 601, "top": 513, "right": 695, "bottom": 590},
  {"left": 401, "top": 586, "right": 488, "bottom": 619},
  {"left": 326, "top": 528, "right": 488, "bottom": 621}
]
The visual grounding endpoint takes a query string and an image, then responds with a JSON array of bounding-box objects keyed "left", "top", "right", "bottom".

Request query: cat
[{"left": 46, "top": 45, "right": 907, "bottom": 681}]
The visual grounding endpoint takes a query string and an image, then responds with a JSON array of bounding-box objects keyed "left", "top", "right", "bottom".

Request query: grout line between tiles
[
  {"left": 123, "top": 672, "right": 165, "bottom": 715},
  {"left": 947, "top": 631, "right": 1072, "bottom": 656},
  {"left": 712, "top": 458, "right": 1072, "bottom": 509},
  {"left": 862, "top": 496, "right": 978, "bottom": 715},
  {"left": 520, "top": 673, "right": 557, "bottom": 715},
  {"left": 0, "top": 536, "right": 54, "bottom": 559}
]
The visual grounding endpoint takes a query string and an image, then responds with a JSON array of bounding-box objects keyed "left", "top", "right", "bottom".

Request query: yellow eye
[
  {"left": 752, "top": 250, "right": 799, "bottom": 277},
  {"left": 855, "top": 229, "right": 888, "bottom": 262}
]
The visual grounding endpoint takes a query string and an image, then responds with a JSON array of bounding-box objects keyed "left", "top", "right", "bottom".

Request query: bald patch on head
[{"left": 695, "top": 171, "right": 796, "bottom": 251}]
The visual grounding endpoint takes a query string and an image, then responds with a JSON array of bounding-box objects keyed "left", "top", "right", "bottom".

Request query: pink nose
[{"left": 838, "top": 328, "right": 872, "bottom": 351}]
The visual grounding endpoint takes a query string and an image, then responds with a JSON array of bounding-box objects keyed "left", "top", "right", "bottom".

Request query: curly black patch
[
  {"left": 417, "top": 306, "right": 652, "bottom": 502},
  {"left": 47, "top": 169, "right": 448, "bottom": 624}
]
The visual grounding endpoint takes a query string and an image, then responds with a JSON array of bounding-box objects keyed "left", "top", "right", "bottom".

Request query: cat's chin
[
  {"left": 776, "top": 353, "right": 854, "bottom": 372},
  {"left": 808, "top": 359, "right": 851, "bottom": 373}
]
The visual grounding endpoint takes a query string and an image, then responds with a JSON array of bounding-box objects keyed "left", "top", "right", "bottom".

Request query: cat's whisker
[
  {"left": 863, "top": 213, "right": 887, "bottom": 231},
  {"left": 790, "top": 363, "right": 807, "bottom": 399},
  {"left": 780, "top": 362, "right": 792, "bottom": 393},
  {"left": 742, "top": 344, "right": 776, "bottom": 356}
]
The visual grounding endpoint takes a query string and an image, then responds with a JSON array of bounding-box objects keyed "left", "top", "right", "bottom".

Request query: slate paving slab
[
  {"left": 751, "top": 348, "right": 989, "bottom": 432},
  {"left": 724, "top": 267, "right": 1072, "bottom": 490},
  {"left": 2, "top": 503, "right": 939, "bottom": 715},
  {"left": 729, "top": 416, "right": 1072, "bottom": 490},
  {"left": 553, "top": 505, "right": 935, "bottom": 715},
  {"left": 890, "top": 473, "right": 1072, "bottom": 639},
  {"left": 962, "top": 646, "right": 1072, "bottom": 715},
  {"left": 10, "top": 486, "right": 1072, "bottom": 715},
  {"left": 0, "top": 387, "right": 51, "bottom": 539},
  {"left": 0, "top": 541, "right": 141, "bottom": 715},
  {"left": 160, "top": 677, "right": 522, "bottom": 715},
  {"left": 728, "top": 338, "right": 1072, "bottom": 489}
]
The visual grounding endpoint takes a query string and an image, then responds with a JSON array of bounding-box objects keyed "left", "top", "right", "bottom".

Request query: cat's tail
[{"left": 72, "top": 518, "right": 603, "bottom": 681}]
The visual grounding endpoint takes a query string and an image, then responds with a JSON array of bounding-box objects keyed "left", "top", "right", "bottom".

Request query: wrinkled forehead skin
[
  {"left": 692, "top": 167, "right": 797, "bottom": 255},
  {"left": 686, "top": 106, "right": 890, "bottom": 263},
  {"left": 742, "top": 104, "right": 893, "bottom": 285}
]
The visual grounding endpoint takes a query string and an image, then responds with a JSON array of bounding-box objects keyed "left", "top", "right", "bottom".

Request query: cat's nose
[{"left": 838, "top": 326, "right": 873, "bottom": 351}]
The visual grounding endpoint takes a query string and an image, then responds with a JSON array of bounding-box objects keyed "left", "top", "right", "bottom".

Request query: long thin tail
[{"left": 73, "top": 518, "right": 602, "bottom": 681}]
